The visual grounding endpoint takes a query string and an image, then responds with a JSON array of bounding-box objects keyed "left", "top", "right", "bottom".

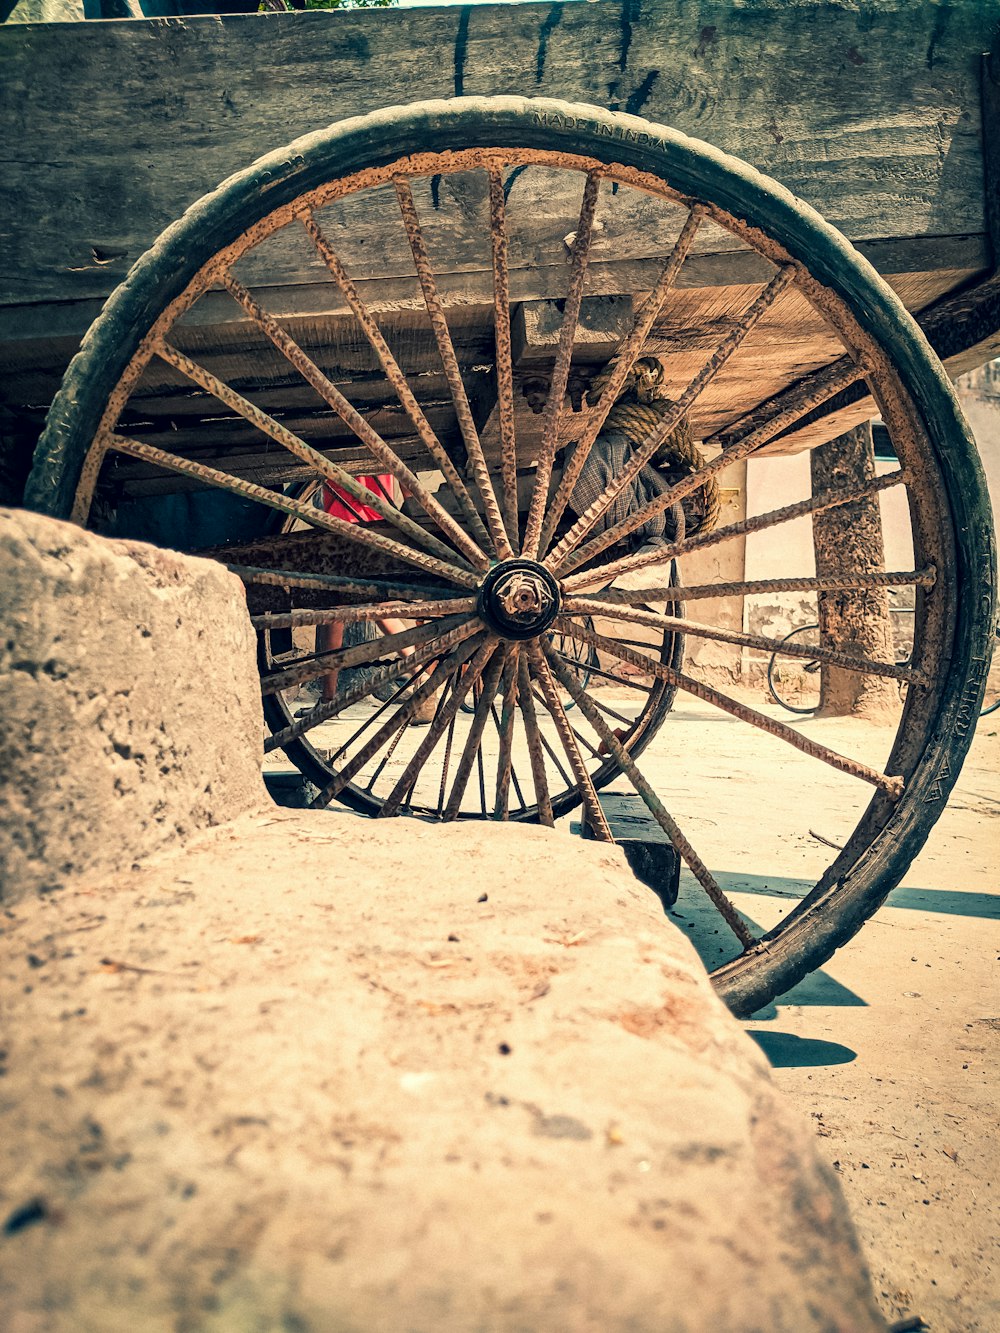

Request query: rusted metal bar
[
  {"left": 517, "top": 651, "right": 554, "bottom": 825},
  {"left": 555, "top": 355, "right": 868, "bottom": 577},
  {"left": 301, "top": 211, "right": 491, "bottom": 567},
  {"left": 577, "top": 566, "right": 937, "bottom": 605},
  {"left": 554, "top": 617, "right": 904, "bottom": 799},
  {"left": 229, "top": 565, "right": 463, "bottom": 602},
  {"left": 326, "top": 676, "right": 420, "bottom": 769},
  {"left": 537, "top": 696, "right": 603, "bottom": 761},
  {"left": 368, "top": 705, "right": 424, "bottom": 791},
  {"left": 263, "top": 619, "right": 481, "bottom": 755},
  {"left": 530, "top": 700, "right": 576, "bottom": 788},
  {"left": 310, "top": 632, "right": 489, "bottom": 810},
  {"left": 251, "top": 597, "right": 474, "bottom": 631},
  {"left": 222, "top": 271, "right": 484, "bottom": 566},
  {"left": 492, "top": 645, "right": 521, "bottom": 820},
  {"left": 539, "top": 207, "right": 706, "bottom": 554},
  {"left": 377, "top": 637, "right": 501, "bottom": 818},
  {"left": 563, "top": 598, "right": 923, "bottom": 686},
  {"left": 393, "top": 176, "right": 513, "bottom": 560},
  {"left": 563, "top": 469, "right": 906, "bottom": 592},
  {"left": 261, "top": 612, "right": 476, "bottom": 696},
  {"left": 435, "top": 679, "right": 460, "bottom": 817},
  {"left": 107, "top": 435, "right": 479, "bottom": 589},
  {"left": 154, "top": 339, "right": 466, "bottom": 569},
  {"left": 547, "top": 265, "right": 798, "bottom": 569},
  {"left": 444, "top": 645, "right": 509, "bottom": 819},
  {"left": 548, "top": 652, "right": 638, "bottom": 726},
  {"left": 543, "top": 641, "right": 756, "bottom": 949},
  {"left": 487, "top": 167, "right": 521, "bottom": 550},
  {"left": 522, "top": 170, "right": 602, "bottom": 560},
  {"left": 526, "top": 642, "right": 613, "bottom": 840}
]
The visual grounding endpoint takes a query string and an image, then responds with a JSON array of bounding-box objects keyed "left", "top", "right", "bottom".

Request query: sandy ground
[
  {"left": 731, "top": 715, "right": 1000, "bottom": 1333},
  {"left": 268, "top": 687, "right": 999, "bottom": 1331},
  {"left": 650, "top": 698, "right": 1000, "bottom": 1333}
]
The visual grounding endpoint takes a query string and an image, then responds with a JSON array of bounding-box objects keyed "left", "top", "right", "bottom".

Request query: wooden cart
[{"left": 3, "top": 2, "right": 998, "bottom": 1014}]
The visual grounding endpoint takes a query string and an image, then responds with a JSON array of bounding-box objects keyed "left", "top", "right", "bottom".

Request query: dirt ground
[{"left": 665, "top": 700, "right": 1000, "bottom": 1333}]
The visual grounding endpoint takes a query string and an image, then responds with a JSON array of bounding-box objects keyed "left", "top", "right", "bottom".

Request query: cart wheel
[{"left": 25, "top": 98, "right": 995, "bottom": 1015}]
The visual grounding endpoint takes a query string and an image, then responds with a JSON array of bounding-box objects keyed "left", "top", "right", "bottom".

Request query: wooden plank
[{"left": 0, "top": 0, "right": 995, "bottom": 321}]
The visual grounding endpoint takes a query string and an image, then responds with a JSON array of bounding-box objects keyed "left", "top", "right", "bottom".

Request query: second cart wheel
[{"left": 26, "top": 97, "right": 995, "bottom": 1015}]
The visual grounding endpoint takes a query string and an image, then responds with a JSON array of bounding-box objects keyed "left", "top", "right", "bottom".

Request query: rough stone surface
[
  {"left": 0, "top": 812, "right": 885, "bottom": 1332},
  {"left": 0, "top": 508, "right": 266, "bottom": 904}
]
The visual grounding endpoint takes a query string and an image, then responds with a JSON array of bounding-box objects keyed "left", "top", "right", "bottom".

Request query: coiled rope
[{"left": 587, "top": 358, "right": 721, "bottom": 535}]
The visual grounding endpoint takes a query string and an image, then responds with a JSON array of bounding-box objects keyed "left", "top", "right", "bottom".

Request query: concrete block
[{"left": 0, "top": 508, "right": 266, "bottom": 903}]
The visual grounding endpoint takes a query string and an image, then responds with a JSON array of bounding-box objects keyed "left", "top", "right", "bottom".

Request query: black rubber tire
[{"left": 24, "top": 97, "right": 997, "bottom": 1015}]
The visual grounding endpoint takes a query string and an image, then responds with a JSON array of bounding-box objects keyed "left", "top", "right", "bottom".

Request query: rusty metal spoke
[
  {"left": 435, "top": 678, "right": 461, "bottom": 817},
  {"left": 555, "top": 617, "right": 904, "bottom": 799},
  {"left": 703, "top": 354, "right": 862, "bottom": 453},
  {"left": 522, "top": 170, "right": 602, "bottom": 559},
  {"left": 492, "top": 646, "right": 521, "bottom": 820},
  {"left": 309, "top": 632, "right": 489, "bottom": 810},
  {"left": 261, "top": 613, "right": 476, "bottom": 697},
  {"left": 575, "top": 566, "right": 937, "bottom": 606},
  {"left": 555, "top": 356, "right": 869, "bottom": 578},
  {"left": 539, "top": 206, "right": 706, "bottom": 555},
  {"left": 444, "top": 645, "right": 510, "bottom": 820},
  {"left": 564, "top": 468, "right": 906, "bottom": 592},
  {"left": 546, "top": 265, "right": 798, "bottom": 569},
  {"left": 564, "top": 597, "right": 923, "bottom": 687},
  {"left": 263, "top": 618, "right": 479, "bottom": 753},
  {"left": 230, "top": 565, "right": 465, "bottom": 603},
  {"left": 301, "top": 210, "right": 491, "bottom": 567},
  {"left": 154, "top": 339, "right": 468, "bottom": 569},
  {"left": 543, "top": 640, "right": 756, "bottom": 949},
  {"left": 487, "top": 166, "right": 522, "bottom": 549},
  {"left": 221, "top": 271, "right": 484, "bottom": 565},
  {"left": 550, "top": 646, "right": 659, "bottom": 698},
  {"left": 326, "top": 674, "right": 424, "bottom": 767},
  {"left": 251, "top": 597, "right": 474, "bottom": 632},
  {"left": 548, "top": 651, "right": 638, "bottom": 727},
  {"left": 377, "top": 638, "right": 501, "bottom": 818},
  {"left": 107, "top": 435, "right": 479, "bottom": 589},
  {"left": 516, "top": 650, "right": 555, "bottom": 826},
  {"left": 526, "top": 642, "right": 613, "bottom": 840},
  {"left": 394, "top": 175, "right": 513, "bottom": 559}
]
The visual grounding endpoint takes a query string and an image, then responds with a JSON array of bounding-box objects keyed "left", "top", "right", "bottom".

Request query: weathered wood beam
[{"left": 0, "top": 0, "right": 994, "bottom": 313}]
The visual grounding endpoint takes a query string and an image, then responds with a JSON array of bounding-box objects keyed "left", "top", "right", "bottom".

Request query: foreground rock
[
  {"left": 0, "top": 811, "right": 885, "bottom": 1331},
  {"left": 0, "top": 508, "right": 266, "bottom": 904}
]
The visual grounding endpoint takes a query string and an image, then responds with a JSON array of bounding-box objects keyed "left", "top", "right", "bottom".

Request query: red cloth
[{"left": 321, "top": 475, "right": 395, "bottom": 524}]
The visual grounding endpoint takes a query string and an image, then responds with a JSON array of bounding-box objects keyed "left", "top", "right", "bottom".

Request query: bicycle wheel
[
  {"left": 767, "top": 624, "right": 823, "bottom": 714},
  {"left": 26, "top": 97, "right": 995, "bottom": 1014}
]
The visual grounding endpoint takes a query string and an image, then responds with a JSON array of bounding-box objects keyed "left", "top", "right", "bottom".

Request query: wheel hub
[{"left": 477, "top": 559, "right": 561, "bottom": 640}]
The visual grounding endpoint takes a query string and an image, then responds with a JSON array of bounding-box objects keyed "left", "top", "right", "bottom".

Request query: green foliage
[{"left": 304, "top": 0, "right": 397, "bottom": 8}]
